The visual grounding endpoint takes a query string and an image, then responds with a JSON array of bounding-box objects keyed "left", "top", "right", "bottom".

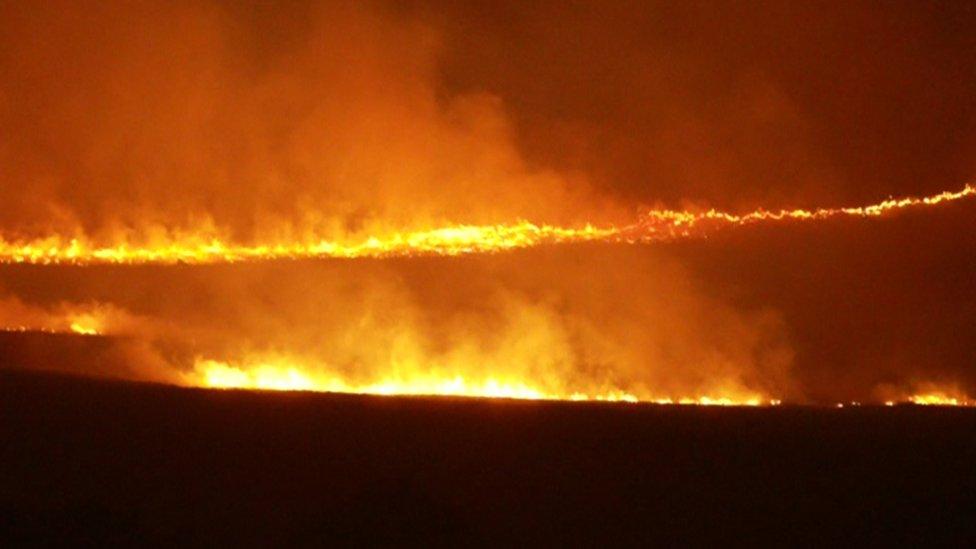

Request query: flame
[
  {"left": 0, "top": 303, "right": 106, "bottom": 336},
  {"left": 879, "top": 383, "right": 975, "bottom": 406},
  {"left": 188, "top": 357, "right": 976, "bottom": 406},
  {"left": 882, "top": 381, "right": 976, "bottom": 407},
  {"left": 1, "top": 184, "right": 972, "bottom": 265},
  {"left": 187, "top": 357, "right": 773, "bottom": 405},
  {"left": 908, "top": 393, "right": 974, "bottom": 406},
  {"left": 0, "top": 324, "right": 100, "bottom": 336},
  {"left": 2, "top": 184, "right": 974, "bottom": 406},
  {"left": 66, "top": 313, "right": 104, "bottom": 335}
]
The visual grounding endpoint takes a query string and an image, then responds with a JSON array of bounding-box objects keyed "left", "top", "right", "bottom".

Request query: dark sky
[{"left": 421, "top": 0, "right": 976, "bottom": 206}]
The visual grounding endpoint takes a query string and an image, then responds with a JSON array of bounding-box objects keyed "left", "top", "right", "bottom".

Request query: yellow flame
[
  {"left": 1, "top": 184, "right": 972, "bottom": 265},
  {"left": 67, "top": 313, "right": 103, "bottom": 335},
  {"left": 908, "top": 394, "right": 974, "bottom": 406},
  {"left": 188, "top": 358, "right": 773, "bottom": 405},
  {"left": 874, "top": 383, "right": 975, "bottom": 406}
]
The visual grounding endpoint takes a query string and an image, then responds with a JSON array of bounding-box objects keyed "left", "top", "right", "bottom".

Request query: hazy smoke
[
  {"left": 1, "top": 1, "right": 974, "bottom": 401},
  {"left": 0, "top": 249, "right": 795, "bottom": 400}
]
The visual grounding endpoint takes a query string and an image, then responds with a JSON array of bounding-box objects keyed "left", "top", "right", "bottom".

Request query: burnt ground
[{"left": 1, "top": 368, "right": 975, "bottom": 546}]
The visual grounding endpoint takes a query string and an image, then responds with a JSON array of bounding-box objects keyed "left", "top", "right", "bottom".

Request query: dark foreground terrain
[{"left": 2, "top": 369, "right": 975, "bottom": 546}]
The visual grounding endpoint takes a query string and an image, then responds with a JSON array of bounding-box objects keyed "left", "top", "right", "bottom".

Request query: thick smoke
[{"left": 0, "top": 249, "right": 795, "bottom": 401}]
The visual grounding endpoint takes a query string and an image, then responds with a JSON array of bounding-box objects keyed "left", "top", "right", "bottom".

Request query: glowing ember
[
  {"left": 0, "top": 325, "right": 101, "bottom": 336},
  {"left": 0, "top": 326, "right": 67, "bottom": 335},
  {"left": 1, "top": 184, "right": 972, "bottom": 265}
]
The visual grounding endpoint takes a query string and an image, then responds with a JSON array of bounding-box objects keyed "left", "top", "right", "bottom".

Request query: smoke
[
  {"left": 0, "top": 288, "right": 178, "bottom": 382},
  {"left": 0, "top": 249, "right": 795, "bottom": 401},
  {"left": 0, "top": 293, "right": 123, "bottom": 335},
  {"left": 1, "top": 2, "right": 973, "bottom": 402},
  {"left": 430, "top": 1, "right": 976, "bottom": 208},
  {"left": 0, "top": 1, "right": 619, "bottom": 245}
]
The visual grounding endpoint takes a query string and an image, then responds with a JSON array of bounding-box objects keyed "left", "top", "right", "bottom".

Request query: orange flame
[
  {"left": 0, "top": 302, "right": 106, "bottom": 336},
  {"left": 907, "top": 393, "right": 974, "bottom": 407},
  {"left": 1, "top": 184, "right": 972, "bottom": 265},
  {"left": 186, "top": 357, "right": 773, "bottom": 405},
  {"left": 874, "top": 382, "right": 975, "bottom": 407}
]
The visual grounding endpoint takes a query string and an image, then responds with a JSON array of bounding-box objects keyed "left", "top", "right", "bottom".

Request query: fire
[
  {"left": 0, "top": 302, "right": 106, "bottom": 336},
  {"left": 0, "top": 184, "right": 972, "bottom": 265},
  {"left": 879, "top": 383, "right": 975, "bottom": 406},
  {"left": 0, "top": 324, "right": 99, "bottom": 336},
  {"left": 66, "top": 313, "right": 104, "bottom": 336},
  {"left": 908, "top": 394, "right": 975, "bottom": 406},
  {"left": 188, "top": 357, "right": 773, "bottom": 405}
]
